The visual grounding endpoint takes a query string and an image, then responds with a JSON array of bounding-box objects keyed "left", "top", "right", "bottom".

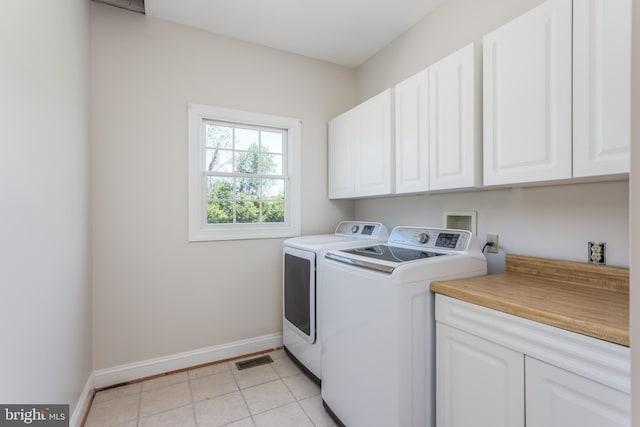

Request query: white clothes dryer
[
  {"left": 321, "top": 226, "right": 487, "bottom": 427},
  {"left": 282, "top": 221, "right": 389, "bottom": 384}
]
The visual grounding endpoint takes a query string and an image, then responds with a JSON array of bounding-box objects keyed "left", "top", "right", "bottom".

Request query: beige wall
[
  {"left": 355, "top": 182, "right": 629, "bottom": 273},
  {"left": 0, "top": 0, "right": 92, "bottom": 411},
  {"left": 356, "top": 0, "right": 545, "bottom": 101},
  {"left": 90, "top": 3, "right": 354, "bottom": 369},
  {"left": 353, "top": 0, "right": 630, "bottom": 274}
]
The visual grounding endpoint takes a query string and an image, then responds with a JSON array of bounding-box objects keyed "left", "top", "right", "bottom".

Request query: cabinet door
[
  {"left": 573, "top": 0, "right": 631, "bottom": 177},
  {"left": 327, "top": 111, "right": 355, "bottom": 199},
  {"left": 526, "top": 356, "right": 630, "bottom": 427},
  {"left": 354, "top": 89, "right": 393, "bottom": 197},
  {"left": 436, "top": 323, "right": 524, "bottom": 427},
  {"left": 483, "top": 0, "right": 572, "bottom": 186},
  {"left": 395, "top": 69, "right": 429, "bottom": 194},
  {"left": 429, "top": 43, "right": 481, "bottom": 190}
]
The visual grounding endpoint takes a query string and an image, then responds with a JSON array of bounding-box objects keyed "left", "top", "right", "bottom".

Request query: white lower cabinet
[
  {"left": 436, "top": 323, "right": 524, "bottom": 427},
  {"left": 526, "top": 357, "right": 630, "bottom": 427},
  {"left": 435, "top": 295, "right": 630, "bottom": 427}
]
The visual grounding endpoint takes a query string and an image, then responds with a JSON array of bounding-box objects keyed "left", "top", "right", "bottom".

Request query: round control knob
[
  {"left": 351, "top": 225, "right": 360, "bottom": 234},
  {"left": 418, "top": 233, "right": 429, "bottom": 244}
]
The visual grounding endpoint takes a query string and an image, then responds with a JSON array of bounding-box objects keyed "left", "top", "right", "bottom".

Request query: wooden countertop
[{"left": 431, "top": 254, "right": 630, "bottom": 346}]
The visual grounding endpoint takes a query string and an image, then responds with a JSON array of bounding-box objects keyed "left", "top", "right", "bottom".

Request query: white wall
[
  {"left": 0, "top": 0, "right": 92, "bottom": 411},
  {"left": 90, "top": 3, "right": 354, "bottom": 370},
  {"left": 630, "top": 0, "right": 639, "bottom": 424},
  {"left": 354, "top": 0, "right": 630, "bottom": 273}
]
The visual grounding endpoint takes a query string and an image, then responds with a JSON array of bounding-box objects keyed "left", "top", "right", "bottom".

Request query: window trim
[{"left": 188, "top": 103, "right": 301, "bottom": 241}]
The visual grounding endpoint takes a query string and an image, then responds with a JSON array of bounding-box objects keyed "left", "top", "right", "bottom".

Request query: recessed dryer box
[{"left": 443, "top": 211, "right": 477, "bottom": 235}]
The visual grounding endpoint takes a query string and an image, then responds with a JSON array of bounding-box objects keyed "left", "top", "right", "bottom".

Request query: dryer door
[{"left": 283, "top": 246, "right": 316, "bottom": 343}]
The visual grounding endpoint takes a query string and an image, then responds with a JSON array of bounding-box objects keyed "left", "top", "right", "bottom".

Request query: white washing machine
[
  {"left": 282, "top": 221, "right": 389, "bottom": 384},
  {"left": 321, "top": 226, "right": 487, "bottom": 427}
]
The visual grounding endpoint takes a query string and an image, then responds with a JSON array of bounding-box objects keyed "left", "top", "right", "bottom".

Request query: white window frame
[{"left": 188, "top": 103, "right": 301, "bottom": 241}]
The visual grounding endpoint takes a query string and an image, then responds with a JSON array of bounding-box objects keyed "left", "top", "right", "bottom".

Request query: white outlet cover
[{"left": 588, "top": 241, "right": 606, "bottom": 265}]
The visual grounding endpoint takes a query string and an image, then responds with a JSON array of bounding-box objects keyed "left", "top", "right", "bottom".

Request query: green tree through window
[{"left": 205, "top": 123, "right": 285, "bottom": 225}]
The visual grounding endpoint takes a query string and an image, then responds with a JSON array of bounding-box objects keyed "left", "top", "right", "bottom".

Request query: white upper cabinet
[
  {"left": 355, "top": 89, "right": 394, "bottom": 197},
  {"left": 573, "top": 0, "right": 631, "bottom": 177},
  {"left": 394, "top": 43, "right": 482, "bottom": 195},
  {"left": 483, "top": 0, "right": 573, "bottom": 186},
  {"left": 429, "top": 43, "right": 482, "bottom": 190},
  {"left": 328, "top": 89, "right": 393, "bottom": 199},
  {"left": 330, "top": 0, "right": 632, "bottom": 199},
  {"left": 484, "top": 0, "right": 631, "bottom": 186},
  {"left": 394, "top": 69, "right": 430, "bottom": 194},
  {"left": 328, "top": 109, "right": 356, "bottom": 198}
]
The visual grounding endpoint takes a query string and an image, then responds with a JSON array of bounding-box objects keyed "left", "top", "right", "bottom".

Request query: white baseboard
[
  {"left": 93, "top": 333, "right": 283, "bottom": 389},
  {"left": 70, "top": 372, "right": 95, "bottom": 427}
]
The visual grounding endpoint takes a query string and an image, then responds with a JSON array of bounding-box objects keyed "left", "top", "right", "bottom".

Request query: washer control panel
[{"left": 388, "top": 227, "right": 471, "bottom": 252}]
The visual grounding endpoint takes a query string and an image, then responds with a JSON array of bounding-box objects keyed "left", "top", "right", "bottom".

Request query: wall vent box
[{"left": 443, "top": 211, "right": 477, "bottom": 235}]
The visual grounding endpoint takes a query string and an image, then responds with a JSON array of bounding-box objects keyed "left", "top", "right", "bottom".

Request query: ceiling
[{"left": 143, "top": 0, "right": 446, "bottom": 68}]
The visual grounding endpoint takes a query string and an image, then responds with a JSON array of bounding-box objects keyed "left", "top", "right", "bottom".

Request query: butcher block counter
[{"left": 430, "top": 254, "right": 629, "bottom": 346}]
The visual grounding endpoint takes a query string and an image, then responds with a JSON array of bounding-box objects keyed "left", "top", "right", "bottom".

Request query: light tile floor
[{"left": 85, "top": 349, "right": 336, "bottom": 427}]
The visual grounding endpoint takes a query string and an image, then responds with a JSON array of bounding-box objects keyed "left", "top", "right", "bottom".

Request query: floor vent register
[{"left": 235, "top": 355, "right": 273, "bottom": 370}]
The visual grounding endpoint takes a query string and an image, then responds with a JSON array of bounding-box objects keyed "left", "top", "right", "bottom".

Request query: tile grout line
[
  {"left": 233, "top": 367, "right": 256, "bottom": 427},
  {"left": 89, "top": 350, "right": 331, "bottom": 427},
  {"left": 232, "top": 362, "right": 296, "bottom": 423},
  {"left": 138, "top": 403, "right": 193, "bottom": 426},
  {"left": 135, "top": 385, "right": 142, "bottom": 427},
  {"left": 137, "top": 374, "right": 194, "bottom": 425},
  {"left": 186, "top": 372, "right": 200, "bottom": 427},
  {"left": 278, "top": 372, "right": 318, "bottom": 427}
]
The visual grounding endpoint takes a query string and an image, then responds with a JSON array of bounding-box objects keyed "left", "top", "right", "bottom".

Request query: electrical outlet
[
  {"left": 588, "top": 242, "right": 606, "bottom": 264},
  {"left": 486, "top": 234, "right": 499, "bottom": 254}
]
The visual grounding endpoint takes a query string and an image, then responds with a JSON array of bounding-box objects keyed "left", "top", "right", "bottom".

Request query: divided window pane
[{"left": 204, "top": 120, "right": 287, "bottom": 225}]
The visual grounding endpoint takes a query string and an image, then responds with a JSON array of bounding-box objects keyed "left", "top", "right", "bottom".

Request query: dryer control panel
[{"left": 335, "top": 221, "right": 389, "bottom": 240}]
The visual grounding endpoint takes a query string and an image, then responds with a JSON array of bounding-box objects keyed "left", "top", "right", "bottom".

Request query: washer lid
[
  {"left": 325, "top": 244, "right": 449, "bottom": 273},
  {"left": 342, "top": 245, "right": 445, "bottom": 263},
  {"left": 324, "top": 227, "right": 477, "bottom": 274}
]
